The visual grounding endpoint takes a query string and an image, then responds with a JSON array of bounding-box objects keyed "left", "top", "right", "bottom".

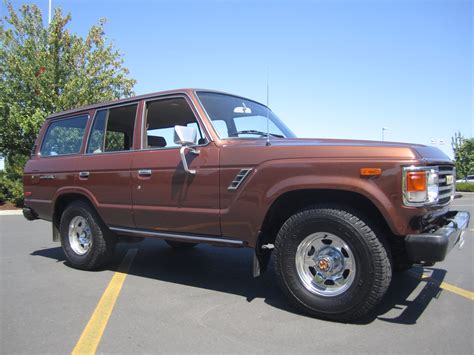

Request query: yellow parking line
[
  {"left": 429, "top": 280, "right": 474, "bottom": 300},
  {"left": 72, "top": 249, "right": 138, "bottom": 355},
  {"left": 408, "top": 271, "right": 474, "bottom": 301}
]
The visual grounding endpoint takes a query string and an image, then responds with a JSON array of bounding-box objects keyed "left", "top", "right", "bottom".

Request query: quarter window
[
  {"left": 40, "top": 115, "right": 88, "bottom": 156},
  {"left": 87, "top": 104, "right": 137, "bottom": 153}
]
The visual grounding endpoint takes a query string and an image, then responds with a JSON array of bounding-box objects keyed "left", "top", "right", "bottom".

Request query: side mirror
[
  {"left": 174, "top": 125, "right": 197, "bottom": 146},
  {"left": 174, "top": 125, "right": 200, "bottom": 175}
]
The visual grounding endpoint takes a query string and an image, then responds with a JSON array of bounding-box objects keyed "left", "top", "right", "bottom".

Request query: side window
[
  {"left": 144, "top": 98, "right": 205, "bottom": 149},
  {"left": 87, "top": 104, "right": 137, "bottom": 153},
  {"left": 40, "top": 115, "right": 88, "bottom": 156}
]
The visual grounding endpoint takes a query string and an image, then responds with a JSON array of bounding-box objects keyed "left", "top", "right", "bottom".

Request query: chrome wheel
[
  {"left": 295, "top": 232, "right": 356, "bottom": 297},
  {"left": 68, "top": 216, "right": 92, "bottom": 255}
]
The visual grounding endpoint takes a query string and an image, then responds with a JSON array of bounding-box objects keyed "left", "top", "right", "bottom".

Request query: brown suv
[{"left": 23, "top": 89, "right": 470, "bottom": 321}]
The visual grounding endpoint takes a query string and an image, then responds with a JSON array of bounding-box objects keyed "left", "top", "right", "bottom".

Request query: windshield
[{"left": 196, "top": 92, "right": 296, "bottom": 139}]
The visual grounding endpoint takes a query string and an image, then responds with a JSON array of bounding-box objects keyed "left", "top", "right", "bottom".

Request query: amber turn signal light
[
  {"left": 360, "top": 168, "right": 382, "bottom": 176},
  {"left": 405, "top": 171, "right": 427, "bottom": 192}
]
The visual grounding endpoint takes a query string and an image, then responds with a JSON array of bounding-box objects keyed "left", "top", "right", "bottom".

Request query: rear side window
[
  {"left": 40, "top": 115, "right": 88, "bottom": 156},
  {"left": 87, "top": 104, "right": 137, "bottom": 153}
]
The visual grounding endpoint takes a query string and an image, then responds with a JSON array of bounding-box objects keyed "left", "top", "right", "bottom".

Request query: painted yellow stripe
[
  {"left": 72, "top": 249, "right": 138, "bottom": 355},
  {"left": 408, "top": 270, "right": 474, "bottom": 301},
  {"left": 432, "top": 278, "right": 474, "bottom": 301}
]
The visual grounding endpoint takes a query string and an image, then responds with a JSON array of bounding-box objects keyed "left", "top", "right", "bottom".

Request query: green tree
[
  {"left": 0, "top": 2, "right": 136, "bottom": 204},
  {"left": 451, "top": 132, "right": 474, "bottom": 180}
]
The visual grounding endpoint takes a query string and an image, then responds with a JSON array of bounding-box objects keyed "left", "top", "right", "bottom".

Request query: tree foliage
[
  {"left": 451, "top": 131, "right": 474, "bottom": 180},
  {"left": 0, "top": 2, "right": 136, "bottom": 204}
]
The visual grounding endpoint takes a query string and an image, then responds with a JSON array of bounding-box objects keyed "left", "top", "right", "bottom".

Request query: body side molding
[{"left": 109, "top": 226, "right": 247, "bottom": 246}]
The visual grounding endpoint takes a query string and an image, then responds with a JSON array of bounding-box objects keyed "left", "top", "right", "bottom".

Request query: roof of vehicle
[{"left": 46, "top": 88, "right": 266, "bottom": 119}]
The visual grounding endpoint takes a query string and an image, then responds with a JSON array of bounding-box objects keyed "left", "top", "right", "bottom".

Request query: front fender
[{"left": 219, "top": 158, "right": 412, "bottom": 246}]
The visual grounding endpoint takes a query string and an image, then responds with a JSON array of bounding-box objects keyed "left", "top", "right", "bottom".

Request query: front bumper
[{"left": 405, "top": 211, "right": 470, "bottom": 264}]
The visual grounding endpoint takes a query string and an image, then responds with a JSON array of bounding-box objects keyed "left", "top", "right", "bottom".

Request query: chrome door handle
[
  {"left": 79, "top": 171, "right": 90, "bottom": 178},
  {"left": 39, "top": 175, "right": 55, "bottom": 180},
  {"left": 138, "top": 169, "right": 152, "bottom": 177}
]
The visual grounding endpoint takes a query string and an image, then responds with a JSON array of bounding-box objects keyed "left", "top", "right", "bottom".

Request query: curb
[{"left": 0, "top": 210, "right": 23, "bottom": 216}]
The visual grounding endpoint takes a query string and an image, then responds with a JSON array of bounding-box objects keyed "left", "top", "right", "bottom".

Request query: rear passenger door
[
  {"left": 130, "top": 96, "right": 221, "bottom": 236},
  {"left": 74, "top": 103, "right": 140, "bottom": 228}
]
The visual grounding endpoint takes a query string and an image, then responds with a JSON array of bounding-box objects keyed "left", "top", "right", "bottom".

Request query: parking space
[{"left": 1, "top": 195, "right": 473, "bottom": 354}]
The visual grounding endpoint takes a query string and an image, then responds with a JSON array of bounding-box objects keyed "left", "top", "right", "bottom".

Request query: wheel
[
  {"left": 165, "top": 240, "right": 198, "bottom": 249},
  {"left": 273, "top": 206, "right": 392, "bottom": 322},
  {"left": 59, "top": 201, "right": 116, "bottom": 270}
]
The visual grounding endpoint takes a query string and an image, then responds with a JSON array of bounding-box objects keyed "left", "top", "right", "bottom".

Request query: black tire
[
  {"left": 59, "top": 201, "right": 116, "bottom": 270},
  {"left": 165, "top": 240, "right": 198, "bottom": 249},
  {"left": 273, "top": 206, "right": 392, "bottom": 322}
]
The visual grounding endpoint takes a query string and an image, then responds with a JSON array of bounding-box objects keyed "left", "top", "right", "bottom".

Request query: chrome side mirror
[
  {"left": 174, "top": 125, "right": 200, "bottom": 175},
  {"left": 174, "top": 125, "right": 197, "bottom": 146}
]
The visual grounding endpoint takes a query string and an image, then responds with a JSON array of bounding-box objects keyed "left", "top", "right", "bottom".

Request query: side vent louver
[{"left": 228, "top": 168, "right": 253, "bottom": 191}]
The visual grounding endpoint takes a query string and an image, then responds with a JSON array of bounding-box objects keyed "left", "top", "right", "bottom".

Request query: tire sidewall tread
[
  {"left": 59, "top": 201, "right": 115, "bottom": 270},
  {"left": 273, "top": 205, "right": 392, "bottom": 322}
]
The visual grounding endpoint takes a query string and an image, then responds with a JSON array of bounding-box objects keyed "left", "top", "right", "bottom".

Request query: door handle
[
  {"left": 79, "top": 171, "right": 90, "bottom": 178},
  {"left": 39, "top": 175, "right": 55, "bottom": 180},
  {"left": 138, "top": 169, "right": 152, "bottom": 177}
]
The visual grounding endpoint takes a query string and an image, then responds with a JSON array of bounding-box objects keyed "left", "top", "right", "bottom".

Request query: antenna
[{"left": 266, "top": 69, "right": 271, "bottom": 146}]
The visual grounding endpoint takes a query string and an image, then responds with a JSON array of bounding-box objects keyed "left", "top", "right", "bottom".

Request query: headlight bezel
[{"left": 402, "top": 166, "right": 439, "bottom": 207}]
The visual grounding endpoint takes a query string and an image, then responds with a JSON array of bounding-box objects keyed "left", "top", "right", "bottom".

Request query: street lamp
[
  {"left": 382, "top": 127, "right": 388, "bottom": 141},
  {"left": 48, "top": 0, "right": 52, "bottom": 24}
]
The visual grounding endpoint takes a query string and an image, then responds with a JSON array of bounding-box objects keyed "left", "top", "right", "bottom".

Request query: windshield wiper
[{"left": 235, "top": 130, "right": 284, "bottom": 138}]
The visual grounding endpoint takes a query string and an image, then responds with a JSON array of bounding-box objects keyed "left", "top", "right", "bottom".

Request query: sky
[{"left": 2, "top": 0, "right": 473, "bottom": 169}]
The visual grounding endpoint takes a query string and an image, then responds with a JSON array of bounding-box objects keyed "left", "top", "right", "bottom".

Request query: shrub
[{"left": 0, "top": 175, "right": 24, "bottom": 207}]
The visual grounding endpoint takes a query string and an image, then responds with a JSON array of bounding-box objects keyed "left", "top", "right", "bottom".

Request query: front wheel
[{"left": 273, "top": 206, "right": 392, "bottom": 322}]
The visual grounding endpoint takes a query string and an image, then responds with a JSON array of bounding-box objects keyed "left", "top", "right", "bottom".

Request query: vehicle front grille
[{"left": 437, "top": 165, "right": 455, "bottom": 205}]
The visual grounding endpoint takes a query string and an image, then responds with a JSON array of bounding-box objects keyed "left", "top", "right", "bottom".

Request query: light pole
[
  {"left": 382, "top": 127, "right": 388, "bottom": 141},
  {"left": 48, "top": 0, "right": 51, "bottom": 24}
]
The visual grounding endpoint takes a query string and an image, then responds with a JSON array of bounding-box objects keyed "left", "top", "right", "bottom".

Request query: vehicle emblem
[
  {"left": 445, "top": 175, "right": 453, "bottom": 185},
  {"left": 317, "top": 258, "right": 331, "bottom": 272}
]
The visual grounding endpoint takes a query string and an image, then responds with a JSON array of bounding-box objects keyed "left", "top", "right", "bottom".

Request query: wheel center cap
[{"left": 317, "top": 258, "right": 331, "bottom": 272}]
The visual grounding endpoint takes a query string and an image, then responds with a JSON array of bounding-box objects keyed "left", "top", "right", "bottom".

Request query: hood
[{"left": 267, "top": 138, "right": 454, "bottom": 165}]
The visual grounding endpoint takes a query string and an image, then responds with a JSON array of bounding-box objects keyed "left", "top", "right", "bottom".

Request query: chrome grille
[{"left": 437, "top": 165, "right": 455, "bottom": 205}]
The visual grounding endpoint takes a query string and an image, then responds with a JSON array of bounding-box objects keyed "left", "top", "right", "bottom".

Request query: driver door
[{"left": 131, "top": 96, "right": 221, "bottom": 236}]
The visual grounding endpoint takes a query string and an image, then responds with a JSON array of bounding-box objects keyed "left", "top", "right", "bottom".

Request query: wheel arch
[
  {"left": 52, "top": 192, "right": 101, "bottom": 242},
  {"left": 257, "top": 188, "right": 395, "bottom": 250}
]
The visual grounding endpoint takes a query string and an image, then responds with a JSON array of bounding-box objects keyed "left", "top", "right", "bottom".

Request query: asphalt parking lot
[{"left": 1, "top": 195, "right": 473, "bottom": 354}]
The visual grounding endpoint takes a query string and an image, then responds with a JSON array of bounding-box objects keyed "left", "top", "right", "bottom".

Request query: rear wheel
[
  {"left": 274, "top": 206, "right": 392, "bottom": 322},
  {"left": 59, "top": 201, "right": 116, "bottom": 270},
  {"left": 165, "top": 240, "right": 198, "bottom": 249}
]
